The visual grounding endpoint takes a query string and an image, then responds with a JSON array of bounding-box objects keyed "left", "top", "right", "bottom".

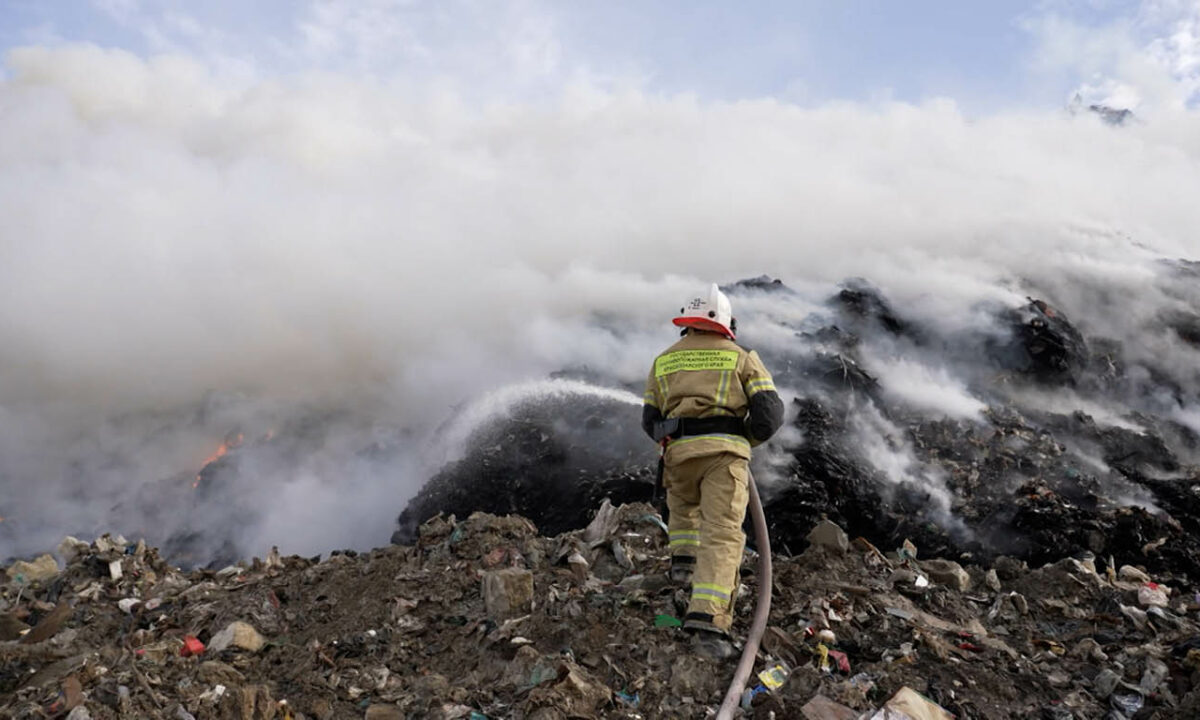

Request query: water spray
[{"left": 435, "top": 378, "right": 643, "bottom": 463}]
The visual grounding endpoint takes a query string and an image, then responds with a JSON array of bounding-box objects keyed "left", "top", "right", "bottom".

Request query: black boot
[{"left": 689, "top": 629, "right": 736, "bottom": 661}]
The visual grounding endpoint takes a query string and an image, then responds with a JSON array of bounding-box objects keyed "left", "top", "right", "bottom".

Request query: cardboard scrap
[{"left": 868, "top": 686, "right": 954, "bottom": 720}]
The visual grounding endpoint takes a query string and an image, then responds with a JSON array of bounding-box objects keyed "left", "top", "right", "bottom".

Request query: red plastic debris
[
  {"left": 958, "top": 642, "right": 983, "bottom": 652},
  {"left": 828, "top": 649, "right": 852, "bottom": 673},
  {"left": 181, "top": 636, "right": 205, "bottom": 657}
]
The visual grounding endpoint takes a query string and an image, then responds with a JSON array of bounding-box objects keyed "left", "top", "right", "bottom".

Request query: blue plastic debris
[
  {"left": 639, "top": 514, "right": 670, "bottom": 534},
  {"left": 740, "top": 684, "right": 768, "bottom": 710}
]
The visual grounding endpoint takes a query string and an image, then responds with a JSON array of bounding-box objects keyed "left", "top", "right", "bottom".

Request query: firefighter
[{"left": 642, "top": 284, "right": 784, "bottom": 659}]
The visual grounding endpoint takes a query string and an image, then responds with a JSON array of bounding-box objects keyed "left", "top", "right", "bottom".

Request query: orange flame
[{"left": 193, "top": 433, "right": 245, "bottom": 489}]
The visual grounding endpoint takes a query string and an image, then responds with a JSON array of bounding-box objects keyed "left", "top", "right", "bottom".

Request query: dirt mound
[{"left": 5, "top": 504, "right": 1200, "bottom": 719}]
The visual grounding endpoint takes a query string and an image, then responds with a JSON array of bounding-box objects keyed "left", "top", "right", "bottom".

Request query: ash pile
[{"left": 5, "top": 502, "right": 1200, "bottom": 719}]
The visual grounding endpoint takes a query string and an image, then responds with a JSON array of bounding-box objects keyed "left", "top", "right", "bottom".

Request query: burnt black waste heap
[
  {"left": 392, "top": 394, "right": 657, "bottom": 545},
  {"left": 397, "top": 272, "right": 1200, "bottom": 582}
]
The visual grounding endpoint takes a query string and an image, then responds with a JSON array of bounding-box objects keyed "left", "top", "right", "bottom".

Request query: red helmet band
[{"left": 673, "top": 317, "right": 735, "bottom": 338}]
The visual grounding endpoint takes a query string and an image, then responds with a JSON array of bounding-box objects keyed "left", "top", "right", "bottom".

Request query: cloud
[{"left": 1024, "top": 0, "right": 1200, "bottom": 110}]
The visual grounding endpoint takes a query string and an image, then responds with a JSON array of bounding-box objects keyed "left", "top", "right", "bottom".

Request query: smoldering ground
[{"left": 3, "top": 44, "right": 1200, "bottom": 564}]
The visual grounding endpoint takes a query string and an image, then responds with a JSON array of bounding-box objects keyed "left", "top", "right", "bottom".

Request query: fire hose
[{"left": 716, "top": 471, "right": 772, "bottom": 720}]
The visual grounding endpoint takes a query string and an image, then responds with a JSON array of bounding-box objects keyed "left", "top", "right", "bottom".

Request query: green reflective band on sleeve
[
  {"left": 745, "top": 378, "right": 776, "bottom": 396},
  {"left": 655, "top": 350, "right": 740, "bottom": 377}
]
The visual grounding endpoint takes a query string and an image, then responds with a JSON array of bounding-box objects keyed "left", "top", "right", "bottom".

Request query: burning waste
[{"left": 6, "top": 271, "right": 1200, "bottom": 717}]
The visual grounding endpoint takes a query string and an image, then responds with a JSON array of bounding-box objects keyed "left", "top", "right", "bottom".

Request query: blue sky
[{"left": 2, "top": 1, "right": 1196, "bottom": 111}]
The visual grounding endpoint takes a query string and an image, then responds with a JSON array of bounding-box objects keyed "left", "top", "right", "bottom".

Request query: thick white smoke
[{"left": 2, "top": 41, "right": 1199, "bottom": 562}]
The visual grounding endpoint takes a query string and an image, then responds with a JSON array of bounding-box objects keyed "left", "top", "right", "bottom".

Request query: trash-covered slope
[
  {"left": 397, "top": 274, "right": 1200, "bottom": 588},
  {"left": 5, "top": 502, "right": 1200, "bottom": 719}
]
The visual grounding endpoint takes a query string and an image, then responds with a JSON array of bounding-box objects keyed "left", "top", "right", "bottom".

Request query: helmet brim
[{"left": 673, "top": 317, "right": 735, "bottom": 338}]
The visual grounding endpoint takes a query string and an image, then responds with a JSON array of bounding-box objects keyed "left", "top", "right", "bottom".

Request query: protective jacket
[
  {"left": 641, "top": 329, "right": 784, "bottom": 634},
  {"left": 641, "top": 330, "right": 784, "bottom": 455}
]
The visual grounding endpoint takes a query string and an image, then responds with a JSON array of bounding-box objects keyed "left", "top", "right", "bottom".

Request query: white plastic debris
[
  {"left": 1138, "top": 583, "right": 1170, "bottom": 608},
  {"left": 57, "top": 536, "right": 90, "bottom": 563},
  {"left": 199, "top": 684, "right": 227, "bottom": 703}
]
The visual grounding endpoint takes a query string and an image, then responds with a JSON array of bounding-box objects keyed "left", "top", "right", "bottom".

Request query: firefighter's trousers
[{"left": 664, "top": 452, "right": 749, "bottom": 633}]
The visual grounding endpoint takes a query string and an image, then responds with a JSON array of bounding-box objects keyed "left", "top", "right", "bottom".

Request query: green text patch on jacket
[
  {"left": 644, "top": 331, "right": 777, "bottom": 462},
  {"left": 654, "top": 350, "right": 740, "bottom": 376}
]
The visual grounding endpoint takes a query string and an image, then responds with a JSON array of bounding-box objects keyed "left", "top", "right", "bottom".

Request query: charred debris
[{"left": 399, "top": 272, "right": 1200, "bottom": 584}]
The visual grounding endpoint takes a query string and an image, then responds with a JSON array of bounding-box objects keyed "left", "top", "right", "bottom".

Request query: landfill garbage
[
  {"left": 481, "top": 567, "right": 534, "bottom": 620},
  {"left": 5, "top": 554, "right": 59, "bottom": 584},
  {"left": 1110, "top": 690, "right": 1145, "bottom": 717},
  {"left": 849, "top": 672, "right": 876, "bottom": 694},
  {"left": 209, "top": 620, "right": 266, "bottom": 653},
  {"left": 868, "top": 686, "right": 954, "bottom": 720},
  {"left": 180, "top": 636, "right": 206, "bottom": 657},
  {"left": 802, "top": 694, "right": 860, "bottom": 719},
  {"left": 807, "top": 519, "right": 850, "bottom": 553},
  {"left": 1119, "top": 566, "right": 1152, "bottom": 584},
  {"left": 816, "top": 642, "right": 832, "bottom": 671},
  {"left": 739, "top": 684, "right": 765, "bottom": 710},
  {"left": 757, "top": 663, "right": 790, "bottom": 690},
  {"left": 921, "top": 558, "right": 971, "bottom": 591},
  {"left": 1093, "top": 668, "right": 1121, "bottom": 699},
  {"left": 828, "top": 648, "right": 852, "bottom": 673},
  {"left": 3, "top": 496, "right": 1200, "bottom": 719},
  {"left": 1139, "top": 656, "right": 1169, "bottom": 694},
  {"left": 1138, "top": 582, "right": 1170, "bottom": 607}
]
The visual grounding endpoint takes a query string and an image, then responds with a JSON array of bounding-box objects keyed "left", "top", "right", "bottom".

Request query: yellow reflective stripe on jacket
[
  {"left": 655, "top": 350, "right": 740, "bottom": 377},
  {"left": 715, "top": 370, "right": 731, "bottom": 408},
  {"left": 669, "top": 530, "right": 700, "bottom": 547},
  {"left": 667, "top": 434, "right": 750, "bottom": 449},
  {"left": 745, "top": 377, "right": 776, "bottom": 397},
  {"left": 643, "top": 389, "right": 658, "bottom": 408},
  {"left": 692, "top": 582, "right": 732, "bottom": 602}
]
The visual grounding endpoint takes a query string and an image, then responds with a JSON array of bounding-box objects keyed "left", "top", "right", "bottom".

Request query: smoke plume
[{"left": 2, "top": 42, "right": 1200, "bottom": 562}]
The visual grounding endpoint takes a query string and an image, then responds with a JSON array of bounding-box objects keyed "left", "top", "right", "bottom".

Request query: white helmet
[{"left": 673, "top": 283, "right": 736, "bottom": 338}]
